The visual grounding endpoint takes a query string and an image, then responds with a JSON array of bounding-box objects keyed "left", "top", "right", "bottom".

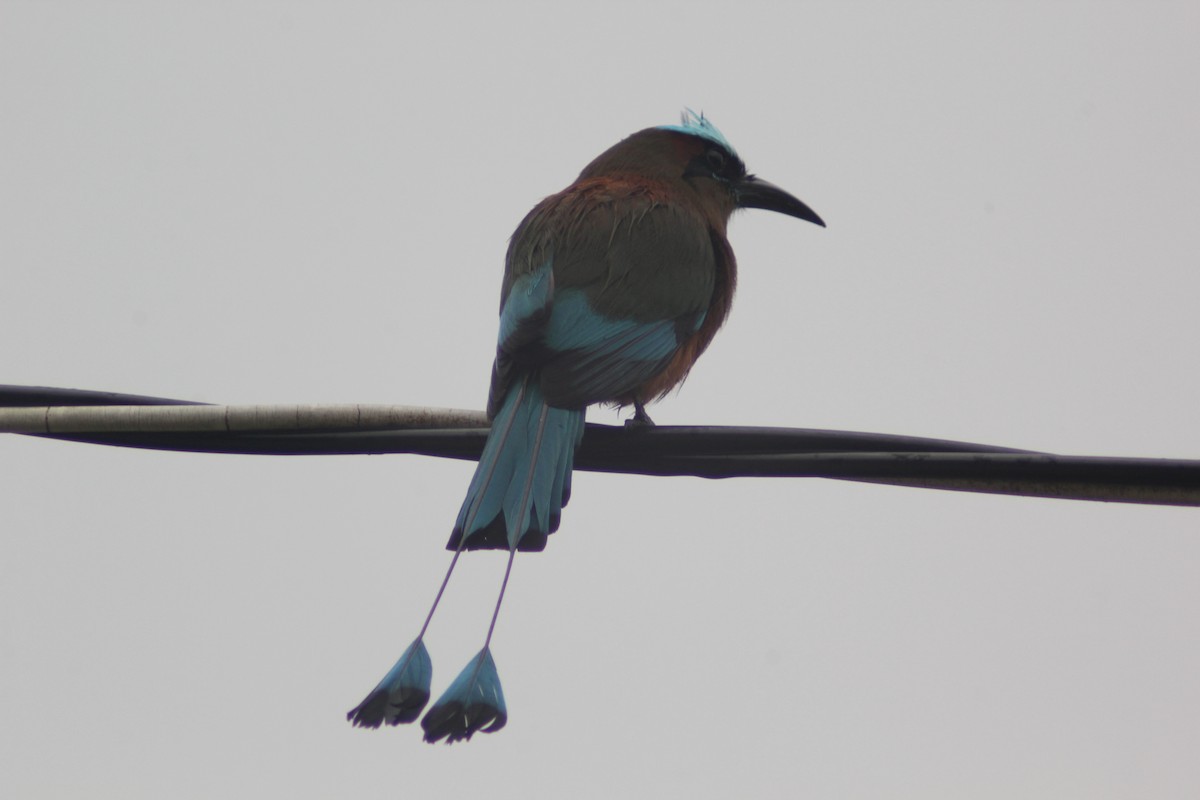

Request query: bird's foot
[{"left": 624, "top": 400, "right": 655, "bottom": 429}]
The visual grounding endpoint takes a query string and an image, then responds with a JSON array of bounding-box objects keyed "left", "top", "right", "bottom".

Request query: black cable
[{"left": 5, "top": 384, "right": 1199, "bottom": 506}]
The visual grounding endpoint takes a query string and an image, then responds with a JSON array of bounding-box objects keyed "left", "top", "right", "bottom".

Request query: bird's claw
[{"left": 625, "top": 400, "right": 655, "bottom": 429}]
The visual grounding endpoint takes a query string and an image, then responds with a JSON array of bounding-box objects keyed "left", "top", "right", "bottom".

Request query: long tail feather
[
  {"left": 421, "top": 646, "right": 507, "bottom": 744},
  {"left": 447, "top": 375, "right": 585, "bottom": 552},
  {"left": 346, "top": 638, "right": 432, "bottom": 728}
]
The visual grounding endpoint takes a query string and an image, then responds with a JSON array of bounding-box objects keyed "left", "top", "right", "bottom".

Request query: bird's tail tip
[
  {"left": 420, "top": 646, "right": 507, "bottom": 744},
  {"left": 346, "top": 638, "right": 432, "bottom": 729}
]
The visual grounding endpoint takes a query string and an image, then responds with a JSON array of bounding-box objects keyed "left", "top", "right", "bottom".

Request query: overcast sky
[{"left": 3, "top": 2, "right": 1199, "bottom": 798}]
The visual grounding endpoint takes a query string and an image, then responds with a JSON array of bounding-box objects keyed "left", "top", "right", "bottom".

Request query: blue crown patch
[{"left": 657, "top": 108, "right": 737, "bottom": 154}]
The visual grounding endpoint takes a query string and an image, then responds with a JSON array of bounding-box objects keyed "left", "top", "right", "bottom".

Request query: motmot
[{"left": 348, "top": 111, "right": 824, "bottom": 743}]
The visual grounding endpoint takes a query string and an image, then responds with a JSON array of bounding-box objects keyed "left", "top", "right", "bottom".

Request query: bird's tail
[
  {"left": 346, "top": 373, "right": 582, "bottom": 737},
  {"left": 447, "top": 374, "right": 585, "bottom": 552}
]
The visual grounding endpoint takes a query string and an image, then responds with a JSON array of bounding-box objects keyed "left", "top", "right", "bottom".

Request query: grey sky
[{"left": 3, "top": 2, "right": 1199, "bottom": 797}]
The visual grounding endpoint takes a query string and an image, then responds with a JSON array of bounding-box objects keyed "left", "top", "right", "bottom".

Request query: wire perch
[{"left": 2, "top": 384, "right": 1199, "bottom": 507}]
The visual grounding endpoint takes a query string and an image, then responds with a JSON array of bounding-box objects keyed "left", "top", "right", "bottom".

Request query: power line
[{"left": 3, "top": 384, "right": 1199, "bottom": 507}]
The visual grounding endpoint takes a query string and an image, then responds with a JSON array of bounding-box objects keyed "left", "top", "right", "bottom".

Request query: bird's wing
[
  {"left": 537, "top": 288, "right": 705, "bottom": 406},
  {"left": 490, "top": 186, "right": 716, "bottom": 411}
]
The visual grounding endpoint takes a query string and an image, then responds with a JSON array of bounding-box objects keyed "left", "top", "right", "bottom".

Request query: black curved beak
[{"left": 736, "top": 175, "right": 825, "bottom": 227}]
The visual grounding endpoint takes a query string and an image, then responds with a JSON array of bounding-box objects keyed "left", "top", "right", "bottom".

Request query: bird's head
[{"left": 579, "top": 109, "right": 825, "bottom": 228}]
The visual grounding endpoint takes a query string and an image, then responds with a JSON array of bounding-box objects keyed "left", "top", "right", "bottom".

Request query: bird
[{"left": 347, "top": 110, "right": 824, "bottom": 743}]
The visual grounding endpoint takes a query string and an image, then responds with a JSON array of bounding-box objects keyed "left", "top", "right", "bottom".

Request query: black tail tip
[
  {"left": 347, "top": 688, "right": 430, "bottom": 728},
  {"left": 421, "top": 701, "right": 507, "bottom": 744},
  {"left": 447, "top": 517, "right": 550, "bottom": 552}
]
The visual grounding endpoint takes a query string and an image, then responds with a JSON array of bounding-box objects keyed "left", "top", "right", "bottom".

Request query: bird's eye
[{"left": 705, "top": 149, "right": 726, "bottom": 173}]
